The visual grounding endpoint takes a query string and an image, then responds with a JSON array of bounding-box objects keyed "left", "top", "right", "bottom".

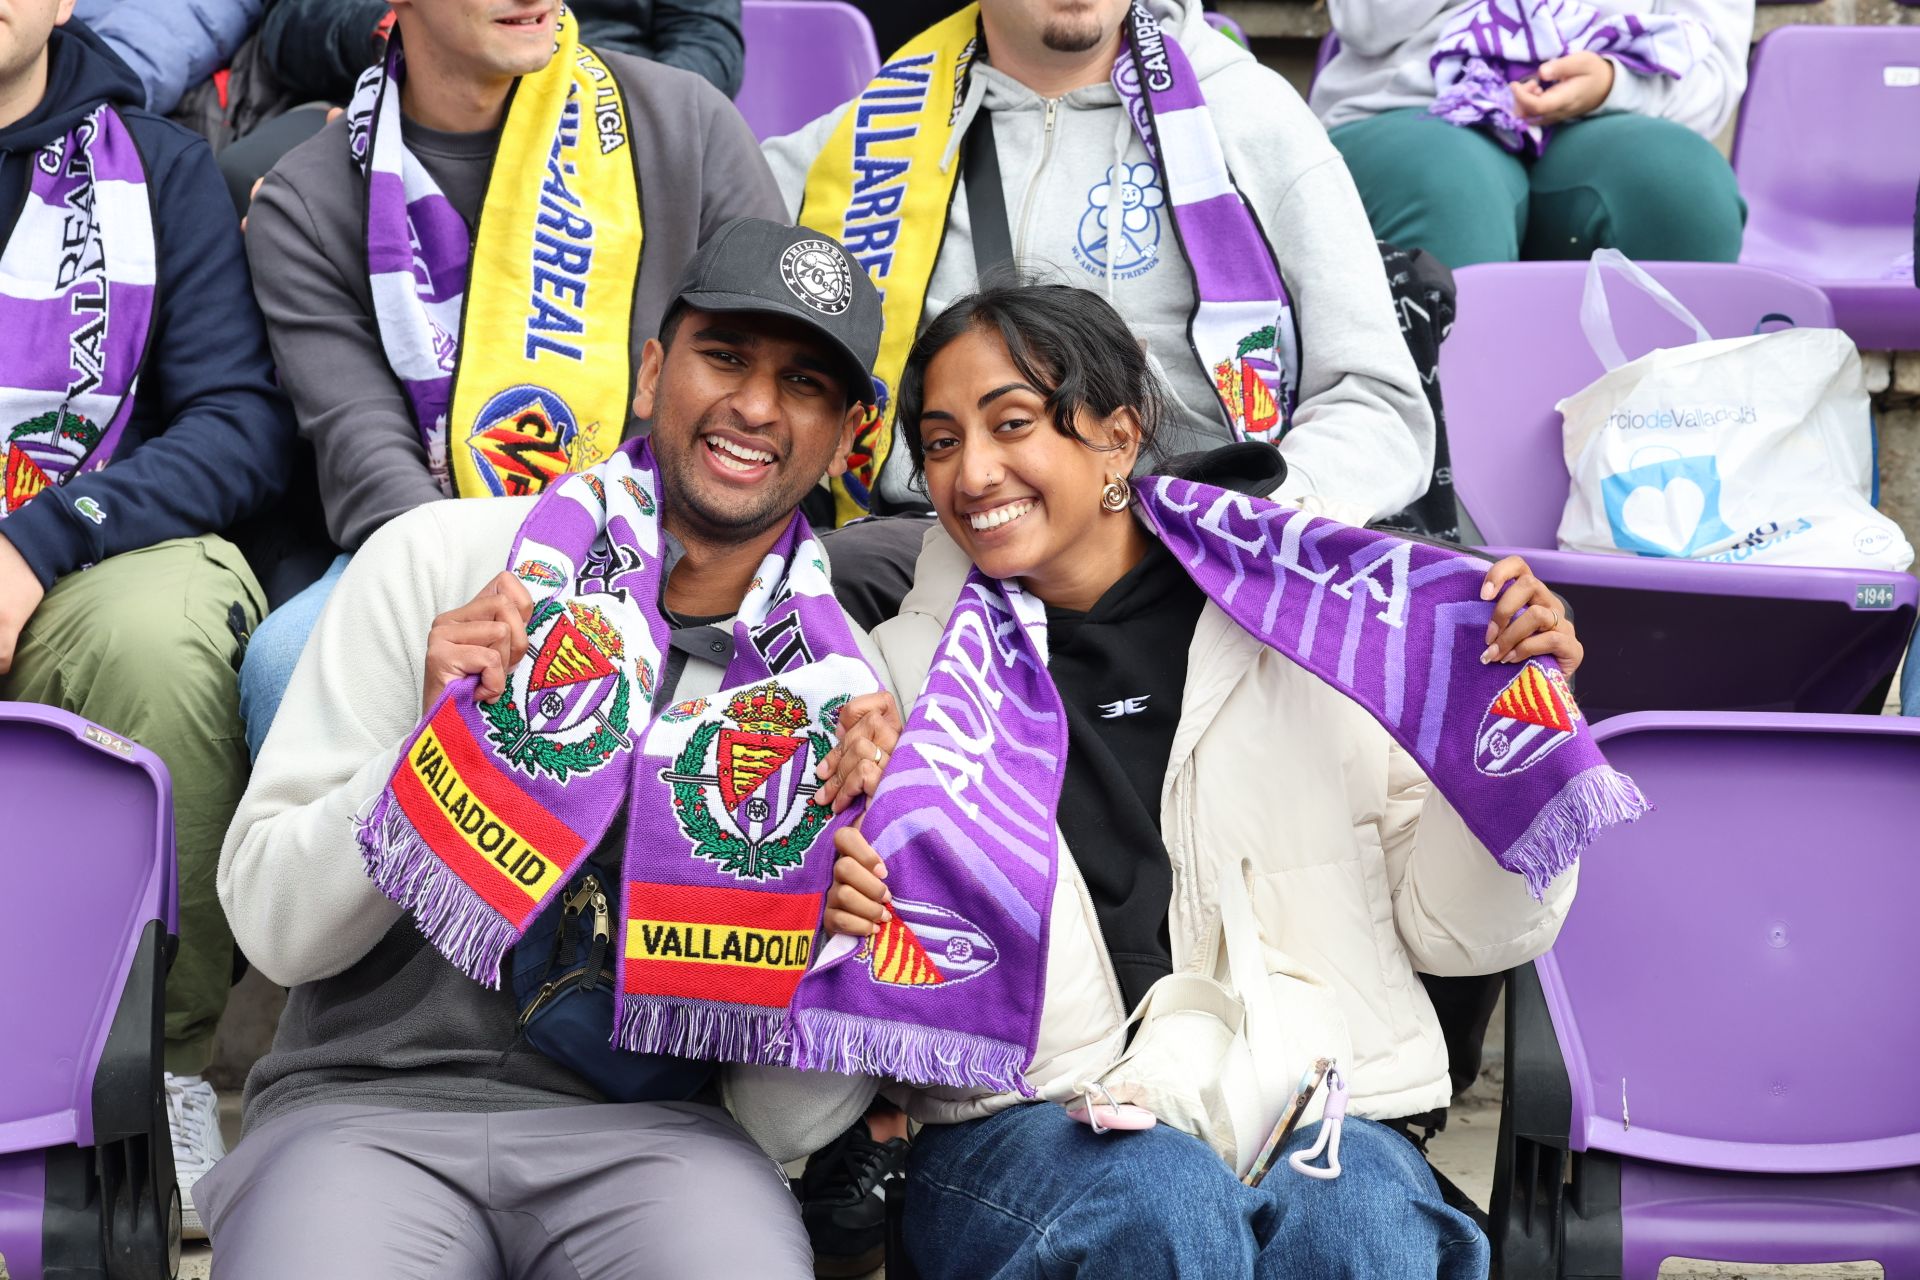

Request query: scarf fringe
[
  {"left": 792, "top": 1008, "right": 1037, "bottom": 1098},
  {"left": 1429, "top": 59, "right": 1534, "bottom": 151},
  {"left": 356, "top": 794, "right": 517, "bottom": 987},
  {"left": 1498, "top": 764, "right": 1650, "bottom": 900},
  {"left": 617, "top": 994, "right": 791, "bottom": 1062}
]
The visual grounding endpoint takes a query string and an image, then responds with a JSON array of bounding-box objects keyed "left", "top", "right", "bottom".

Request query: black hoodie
[{"left": 0, "top": 22, "right": 293, "bottom": 587}]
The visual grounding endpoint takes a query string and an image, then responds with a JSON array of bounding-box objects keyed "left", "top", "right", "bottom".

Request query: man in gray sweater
[
  {"left": 205, "top": 220, "right": 883, "bottom": 1277},
  {"left": 238, "top": 0, "right": 786, "bottom": 757},
  {"left": 764, "top": 1, "right": 1438, "bottom": 1266}
]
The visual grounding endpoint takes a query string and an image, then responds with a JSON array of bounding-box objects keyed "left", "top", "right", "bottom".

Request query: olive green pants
[
  {"left": 1329, "top": 107, "right": 1746, "bottom": 270},
  {"left": 3, "top": 536, "right": 262, "bottom": 1075}
]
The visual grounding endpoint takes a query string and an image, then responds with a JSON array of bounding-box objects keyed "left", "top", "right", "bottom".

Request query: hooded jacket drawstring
[
  {"left": 1104, "top": 111, "right": 1132, "bottom": 301},
  {"left": 940, "top": 71, "right": 990, "bottom": 173}
]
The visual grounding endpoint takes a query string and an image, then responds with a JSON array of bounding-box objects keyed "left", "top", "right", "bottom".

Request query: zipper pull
[
  {"left": 1044, "top": 97, "right": 1058, "bottom": 133},
  {"left": 563, "top": 875, "right": 599, "bottom": 917},
  {"left": 590, "top": 890, "right": 611, "bottom": 944}
]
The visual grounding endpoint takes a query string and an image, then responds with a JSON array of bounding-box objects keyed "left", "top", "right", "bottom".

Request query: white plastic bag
[{"left": 1557, "top": 250, "right": 1912, "bottom": 572}]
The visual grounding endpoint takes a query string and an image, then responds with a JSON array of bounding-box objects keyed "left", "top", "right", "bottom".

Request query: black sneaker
[{"left": 797, "top": 1120, "right": 910, "bottom": 1278}]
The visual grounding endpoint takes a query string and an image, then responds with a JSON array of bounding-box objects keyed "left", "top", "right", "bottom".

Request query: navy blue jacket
[{"left": 0, "top": 23, "right": 294, "bottom": 588}]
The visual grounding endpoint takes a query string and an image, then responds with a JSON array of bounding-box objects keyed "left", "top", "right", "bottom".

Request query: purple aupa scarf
[
  {"left": 1429, "top": 0, "right": 1709, "bottom": 155},
  {"left": 1111, "top": 0, "right": 1298, "bottom": 441},
  {"left": 0, "top": 106, "right": 154, "bottom": 516},
  {"left": 359, "top": 440, "right": 884, "bottom": 1060},
  {"left": 789, "top": 478, "right": 1647, "bottom": 1095}
]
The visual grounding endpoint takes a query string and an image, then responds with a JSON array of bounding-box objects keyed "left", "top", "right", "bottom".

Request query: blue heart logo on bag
[{"left": 1600, "top": 450, "right": 1735, "bottom": 558}]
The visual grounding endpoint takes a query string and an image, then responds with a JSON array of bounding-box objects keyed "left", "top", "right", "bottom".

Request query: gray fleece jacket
[
  {"left": 762, "top": 0, "right": 1434, "bottom": 523},
  {"left": 247, "top": 54, "right": 786, "bottom": 552}
]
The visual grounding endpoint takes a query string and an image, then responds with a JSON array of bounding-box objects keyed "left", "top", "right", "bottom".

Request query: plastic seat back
[
  {"left": 1441, "top": 260, "right": 1834, "bottom": 550},
  {"left": 1734, "top": 26, "right": 1920, "bottom": 348},
  {"left": 1541, "top": 712, "right": 1920, "bottom": 1174},
  {"left": 738, "top": 0, "right": 881, "bottom": 142},
  {"left": 0, "top": 706, "right": 173, "bottom": 1280}
]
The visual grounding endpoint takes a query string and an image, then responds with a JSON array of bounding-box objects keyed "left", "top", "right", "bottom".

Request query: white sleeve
[
  {"left": 723, "top": 1066, "right": 881, "bottom": 1163},
  {"left": 1325, "top": 0, "right": 1455, "bottom": 59},
  {"left": 218, "top": 510, "right": 455, "bottom": 987},
  {"left": 1597, "top": 0, "right": 1753, "bottom": 137},
  {"left": 1267, "top": 157, "right": 1436, "bottom": 523},
  {"left": 759, "top": 101, "right": 857, "bottom": 221},
  {"left": 1379, "top": 739, "right": 1579, "bottom": 976}
]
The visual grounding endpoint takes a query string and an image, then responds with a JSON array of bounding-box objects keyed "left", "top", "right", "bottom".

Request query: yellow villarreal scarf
[
  {"left": 798, "top": 7, "right": 978, "bottom": 525},
  {"left": 354, "top": 8, "right": 643, "bottom": 498}
]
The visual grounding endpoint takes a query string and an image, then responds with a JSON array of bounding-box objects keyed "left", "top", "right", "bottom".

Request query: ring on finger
[{"left": 872, "top": 745, "right": 885, "bottom": 765}]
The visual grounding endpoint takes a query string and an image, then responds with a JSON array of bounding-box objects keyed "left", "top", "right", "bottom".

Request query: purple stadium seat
[
  {"left": 1494, "top": 712, "right": 1920, "bottom": 1277},
  {"left": 1441, "top": 259, "right": 1916, "bottom": 719},
  {"left": 0, "top": 706, "right": 178, "bottom": 1280},
  {"left": 1734, "top": 26, "right": 1920, "bottom": 349},
  {"left": 737, "top": 0, "right": 881, "bottom": 143},
  {"left": 1203, "top": 9, "right": 1249, "bottom": 47}
]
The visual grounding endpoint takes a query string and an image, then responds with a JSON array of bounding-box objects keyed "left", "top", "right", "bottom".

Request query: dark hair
[{"left": 894, "top": 283, "right": 1169, "bottom": 481}]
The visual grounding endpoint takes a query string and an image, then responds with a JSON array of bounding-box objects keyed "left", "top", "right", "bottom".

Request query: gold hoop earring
[{"left": 1100, "top": 474, "right": 1132, "bottom": 512}]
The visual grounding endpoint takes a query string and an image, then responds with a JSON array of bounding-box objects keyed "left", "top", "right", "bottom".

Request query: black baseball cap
[{"left": 667, "top": 218, "right": 883, "bottom": 407}]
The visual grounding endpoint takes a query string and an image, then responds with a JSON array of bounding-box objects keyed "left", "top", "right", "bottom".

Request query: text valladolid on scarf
[
  {"left": 791, "top": 478, "right": 1648, "bottom": 1095},
  {"left": 798, "top": 1, "right": 1298, "bottom": 524},
  {"left": 358, "top": 440, "right": 883, "bottom": 1057},
  {"left": 1429, "top": 0, "right": 1707, "bottom": 155},
  {"left": 0, "top": 105, "right": 154, "bottom": 516},
  {"left": 347, "top": 5, "right": 641, "bottom": 499}
]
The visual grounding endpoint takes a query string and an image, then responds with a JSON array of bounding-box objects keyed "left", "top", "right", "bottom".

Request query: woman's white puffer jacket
[{"left": 872, "top": 526, "right": 1578, "bottom": 1129}]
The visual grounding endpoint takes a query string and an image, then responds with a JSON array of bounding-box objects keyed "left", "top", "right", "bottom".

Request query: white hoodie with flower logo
[{"left": 762, "top": 0, "right": 1435, "bottom": 526}]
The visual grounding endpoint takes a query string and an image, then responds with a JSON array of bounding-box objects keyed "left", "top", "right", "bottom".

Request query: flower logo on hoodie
[{"left": 1073, "top": 161, "right": 1165, "bottom": 280}]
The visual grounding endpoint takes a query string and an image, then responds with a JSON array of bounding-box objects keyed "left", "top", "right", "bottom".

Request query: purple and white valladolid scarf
[
  {"left": 1111, "top": 1, "right": 1299, "bottom": 441},
  {"left": 347, "top": 46, "right": 466, "bottom": 490},
  {"left": 360, "top": 439, "right": 887, "bottom": 1059},
  {"left": 1429, "top": 0, "right": 1709, "bottom": 155},
  {"left": 791, "top": 480, "right": 1647, "bottom": 1094},
  {"left": 0, "top": 106, "right": 154, "bottom": 517}
]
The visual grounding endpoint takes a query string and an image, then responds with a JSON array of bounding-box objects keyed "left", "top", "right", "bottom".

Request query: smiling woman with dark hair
[{"left": 812, "top": 282, "right": 1601, "bottom": 1279}]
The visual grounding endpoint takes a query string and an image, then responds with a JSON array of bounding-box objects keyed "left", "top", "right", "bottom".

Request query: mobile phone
[{"left": 1243, "top": 1057, "right": 1333, "bottom": 1188}]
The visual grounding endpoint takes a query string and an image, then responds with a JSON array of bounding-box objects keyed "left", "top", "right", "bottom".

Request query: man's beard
[
  {"left": 653, "top": 410, "right": 802, "bottom": 546},
  {"left": 1040, "top": 18, "right": 1108, "bottom": 53}
]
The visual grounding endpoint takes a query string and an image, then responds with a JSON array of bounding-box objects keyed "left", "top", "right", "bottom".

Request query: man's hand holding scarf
[
  {"left": 812, "top": 690, "right": 904, "bottom": 814},
  {"left": 1510, "top": 51, "right": 1616, "bottom": 127},
  {"left": 421, "top": 570, "right": 534, "bottom": 714}
]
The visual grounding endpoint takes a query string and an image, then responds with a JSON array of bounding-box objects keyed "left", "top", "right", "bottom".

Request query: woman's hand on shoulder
[
  {"left": 1480, "top": 555, "right": 1583, "bottom": 677},
  {"left": 825, "top": 827, "right": 892, "bottom": 937},
  {"left": 812, "top": 691, "right": 903, "bottom": 814}
]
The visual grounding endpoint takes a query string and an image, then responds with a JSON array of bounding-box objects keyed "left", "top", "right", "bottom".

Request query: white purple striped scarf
[
  {"left": 0, "top": 106, "right": 154, "bottom": 515},
  {"left": 1430, "top": 0, "right": 1709, "bottom": 155}
]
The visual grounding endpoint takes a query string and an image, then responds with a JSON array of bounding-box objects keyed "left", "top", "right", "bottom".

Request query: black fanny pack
[{"left": 509, "top": 864, "right": 714, "bottom": 1103}]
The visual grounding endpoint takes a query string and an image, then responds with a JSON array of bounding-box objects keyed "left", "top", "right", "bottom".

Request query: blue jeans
[
  {"left": 237, "top": 552, "right": 350, "bottom": 758},
  {"left": 905, "top": 1105, "right": 1488, "bottom": 1279}
]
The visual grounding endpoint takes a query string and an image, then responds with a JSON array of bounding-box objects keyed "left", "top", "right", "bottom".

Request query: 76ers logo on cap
[
  {"left": 780, "top": 240, "right": 853, "bottom": 316},
  {"left": 1475, "top": 663, "right": 1581, "bottom": 777}
]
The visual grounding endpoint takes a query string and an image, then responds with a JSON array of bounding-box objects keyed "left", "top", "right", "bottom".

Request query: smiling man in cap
[{"left": 207, "top": 219, "right": 885, "bottom": 1278}]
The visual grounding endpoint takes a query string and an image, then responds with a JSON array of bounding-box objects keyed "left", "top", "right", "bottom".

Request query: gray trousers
[{"left": 196, "top": 1101, "right": 811, "bottom": 1278}]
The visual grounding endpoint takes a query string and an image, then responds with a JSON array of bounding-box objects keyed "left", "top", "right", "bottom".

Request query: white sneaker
[{"left": 164, "top": 1073, "right": 227, "bottom": 1241}]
